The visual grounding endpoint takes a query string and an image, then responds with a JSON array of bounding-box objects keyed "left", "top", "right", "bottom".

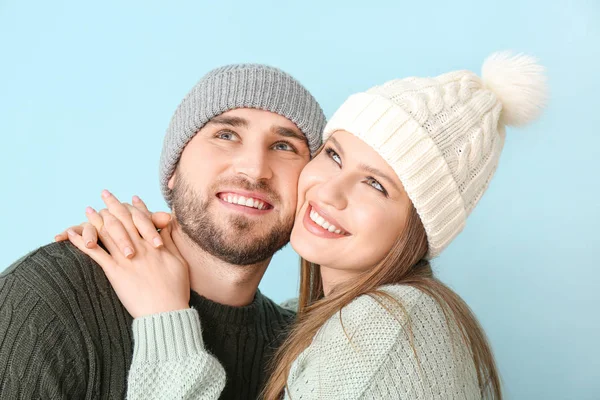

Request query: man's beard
[{"left": 171, "top": 173, "right": 294, "bottom": 265}]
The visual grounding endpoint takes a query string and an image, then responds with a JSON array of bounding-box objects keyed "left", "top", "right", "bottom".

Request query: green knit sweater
[
  {"left": 0, "top": 242, "right": 295, "bottom": 399},
  {"left": 127, "top": 285, "right": 482, "bottom": 399}
]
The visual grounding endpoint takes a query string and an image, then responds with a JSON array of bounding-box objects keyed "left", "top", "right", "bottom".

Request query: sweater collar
[{"left": 189, "top": 289, "right": 267, "bottom": 327}]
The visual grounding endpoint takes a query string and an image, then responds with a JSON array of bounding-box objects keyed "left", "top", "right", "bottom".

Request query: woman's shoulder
[
  {"left": 316, "top": 284, "right": 454, "bottom": 345},
  {"left": 302, "top": 285, "right": 478, "bottom": 397},
  {"left": 316, "top": 286, "right": 412, "bottom": 337},
  {"left": 342, "top": 284, "right": 437, "bottom": 322}
]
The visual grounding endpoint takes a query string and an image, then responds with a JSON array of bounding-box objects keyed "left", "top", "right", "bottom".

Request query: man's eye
[
  {"left": 216, "top": 131, "right": 237, "bottom": 141},
  {"left": 272, "top": 142, "right": 296, "bottom": 152}
]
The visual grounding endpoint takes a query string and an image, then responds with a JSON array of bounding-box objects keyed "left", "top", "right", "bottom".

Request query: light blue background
[{"left": 1, "top": 1, "right": 598, "bottom": 398}]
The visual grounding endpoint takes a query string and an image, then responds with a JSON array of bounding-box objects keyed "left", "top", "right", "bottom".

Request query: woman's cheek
[
  {"left": 358, "top": 205, "right": 396, "bottom": 243},
  {"left": 295, "top": 173, "right": 310, "bottom": 215}
]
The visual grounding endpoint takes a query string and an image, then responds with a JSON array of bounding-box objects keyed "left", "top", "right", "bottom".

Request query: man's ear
[{"left": 168, "top": 173, "right": 176, "bottom": 190}]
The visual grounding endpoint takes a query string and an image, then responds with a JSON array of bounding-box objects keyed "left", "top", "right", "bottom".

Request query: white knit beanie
[{"left": 323, "top": 51, "right": 548, "bottom": 259}]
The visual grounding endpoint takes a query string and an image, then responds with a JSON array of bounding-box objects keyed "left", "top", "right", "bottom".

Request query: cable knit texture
[
  {"left": 0, "top": 242, "right": 295, "bottom": 400},
  {"left": 127, "top": 285, "right": 480, "bottom": 399},
  {"left": 323, "top": 52, "right": 547, "bottom": 258}
]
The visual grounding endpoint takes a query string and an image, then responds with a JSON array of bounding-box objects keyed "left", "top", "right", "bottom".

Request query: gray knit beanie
[{"left": 159, "top": 64, "right": 327, "bottom": 206}]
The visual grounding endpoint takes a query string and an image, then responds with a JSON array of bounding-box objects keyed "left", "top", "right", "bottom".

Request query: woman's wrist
[{"left": 132, "top": 308, "right": 205, "bottom": 362}]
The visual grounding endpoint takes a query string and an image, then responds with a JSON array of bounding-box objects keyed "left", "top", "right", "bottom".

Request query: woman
[{"left": 62, "top": 51, "right": 547, "bottom": 399}]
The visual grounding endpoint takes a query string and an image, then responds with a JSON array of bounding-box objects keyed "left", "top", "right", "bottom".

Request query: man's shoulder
[
  {"left": 0, "top": 243, "right": 133, "bottom": 399},
  {"left": 1, "top": 241, "right": 113, "bottom": 304},
  {"left": 3, "top": 241, "right": 100, "bottom": 277}
]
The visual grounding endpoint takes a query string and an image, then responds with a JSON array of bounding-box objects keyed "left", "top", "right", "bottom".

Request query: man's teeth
[
  {"left": 221, "top": 194, "right": 267, "bottom": 210},
  {"left": 310, "top": 209, "right": 343, "bottom": 235}
]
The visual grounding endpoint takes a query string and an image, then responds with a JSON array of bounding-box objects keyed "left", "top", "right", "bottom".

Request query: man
[{"left": 0, "top": 64, "right": 326, "bottom": 399}]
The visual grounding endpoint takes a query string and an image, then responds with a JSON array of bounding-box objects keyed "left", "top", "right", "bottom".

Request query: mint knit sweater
[{"left": 127, "top": 285, "right": 481, "bottom": 399}]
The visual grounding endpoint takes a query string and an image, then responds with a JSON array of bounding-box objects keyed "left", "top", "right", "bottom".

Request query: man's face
[{"left": 169, "top": 108, "right": 311, "bottom": 265}]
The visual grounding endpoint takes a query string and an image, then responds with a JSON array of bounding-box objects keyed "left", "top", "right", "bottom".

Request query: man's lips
[{"left": 216, "top": 190, "right": 274, "bottom": 213}]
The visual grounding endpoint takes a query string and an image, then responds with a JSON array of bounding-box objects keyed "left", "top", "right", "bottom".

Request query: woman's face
[{"left": 290, "top": 130, "right": 413, "bottom": 275}]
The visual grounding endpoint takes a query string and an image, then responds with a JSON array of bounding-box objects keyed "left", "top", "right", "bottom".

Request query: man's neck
[{"left": 170, "top": 222, "right": 271, "bottom": 307}]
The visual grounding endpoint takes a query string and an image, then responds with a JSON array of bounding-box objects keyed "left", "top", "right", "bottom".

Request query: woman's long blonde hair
[{"left": 263, "top": 204, "right": 502, "bottom": 399}]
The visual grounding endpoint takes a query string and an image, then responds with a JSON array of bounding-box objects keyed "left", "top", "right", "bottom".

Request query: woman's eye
[
  {"left": 366, "top": 177, "right": 386, "bottom": 194},
  {"left": 325, "top": 147, "right": 342, "bottom": 166}
]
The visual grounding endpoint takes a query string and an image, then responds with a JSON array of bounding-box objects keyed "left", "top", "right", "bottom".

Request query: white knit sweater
[{"left": 127, "top": 285, "right": 481, "bottom": 399}]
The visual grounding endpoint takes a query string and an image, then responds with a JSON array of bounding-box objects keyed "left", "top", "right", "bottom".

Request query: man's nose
[{"left": 233, "top": 147, "right": 274, "bottom": 181}]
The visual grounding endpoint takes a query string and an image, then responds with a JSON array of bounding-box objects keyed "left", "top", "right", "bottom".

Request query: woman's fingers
[
  {"left": 80, "top": 222, "right": 99, "bottom": 248},
  {"left": 96, "top": 208, "right": 136, "bottom": 259},
  {"left": 152, "top": 212, "right": 172, "bottom": 230},
  {"left": 55, "top": 225, "right": 84, "bottom": 242},
  {"left": 85, "top": 206, "right": 104, "bottom": 230},
  {"left": 66, "top": 228, "right": 116, "bottom": 276},
  {"left": 131, "top": 194, "right": 171, "bottom": 230},
  {"left": 127, "top": 204, "right": 164, "bottom": 248},
  {"left": 160, "top": 224, "right": 186, "bottom": 266},
  {"left": 101, "top": 190, "right": 140, "bottom": 239},
  {"left": 88, "top": 202, "right": 138, "bottom": 257},
  {"left": 56, "top": 192, "right": 172, "bottom": 259},
  {"left": 132, "top": 195, "right": 151, "bottom": 216}
]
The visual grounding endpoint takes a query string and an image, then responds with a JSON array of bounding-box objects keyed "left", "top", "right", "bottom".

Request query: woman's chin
[{"left": 290, "top": 232, "right": 322, "bottom": 265}]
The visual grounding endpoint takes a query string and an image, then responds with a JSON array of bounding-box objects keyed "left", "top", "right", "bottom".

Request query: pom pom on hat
[{"left": 482, "top": 51, "right": 548, "bottom": 127}]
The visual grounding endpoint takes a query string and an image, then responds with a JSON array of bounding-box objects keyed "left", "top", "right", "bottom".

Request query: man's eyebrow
[
  {"left": 272, "top": 126, "right": 307, "bottom": 144},
  {"left": 208, "top": 115, "right": 249, "bottom": 128},
  {"left": 329, "top": 135, "right": 401, "bottom": 193}
]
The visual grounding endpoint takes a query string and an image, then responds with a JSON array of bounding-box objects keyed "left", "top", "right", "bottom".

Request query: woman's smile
[{"left": 301, "top": 202, "right": 350, "bottom": 238}]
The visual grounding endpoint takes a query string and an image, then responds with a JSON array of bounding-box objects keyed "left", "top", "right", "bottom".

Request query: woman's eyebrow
[
  {"left": 329, "top": 136, "right": 401, "bottom": 192},
  {"left": 357, "top": 163, "right": 401, "bottom": 192},
  {"left": 328, "top": 136, "right": 345, "bottom": 157}
]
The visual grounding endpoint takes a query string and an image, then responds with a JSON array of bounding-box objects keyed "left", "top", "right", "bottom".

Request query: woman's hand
[
  {"left": 55, "top": 193, "right": 171, "bottom": 259},
  {"left": 66, "top": 190, "right": 190, "bottom": 318}
]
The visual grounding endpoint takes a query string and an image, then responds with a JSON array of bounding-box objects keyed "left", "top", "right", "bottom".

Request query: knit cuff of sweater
[{"left": 132, "top": 308, "right": 206, "bottom": 362}]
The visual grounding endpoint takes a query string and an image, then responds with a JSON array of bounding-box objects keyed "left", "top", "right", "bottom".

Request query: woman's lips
[{"left": 302, "top": 204, "right": 349, "bottom": 239}]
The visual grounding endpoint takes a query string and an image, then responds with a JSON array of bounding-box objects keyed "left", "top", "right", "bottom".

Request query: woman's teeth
[
  {"left": 220, "top": 194, "right": 267, "bottom": 210},
  {"left": 310, "top": 209, "right": 344, "bottom": 235}
]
